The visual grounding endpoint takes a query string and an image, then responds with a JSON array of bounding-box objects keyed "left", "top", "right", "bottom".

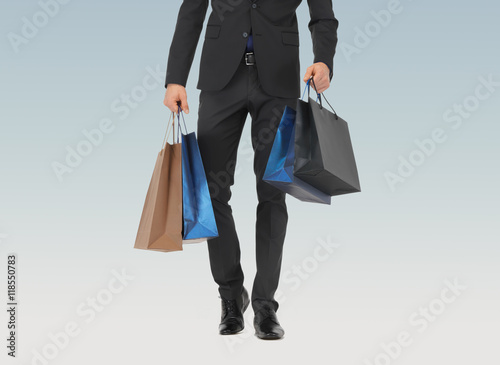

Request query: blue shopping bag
[
  {"left": 178, "top": 112, "right": 219, "bottom": 242},
  {"left": 263, "top": 105, "right": 331, "bottom": 204}
]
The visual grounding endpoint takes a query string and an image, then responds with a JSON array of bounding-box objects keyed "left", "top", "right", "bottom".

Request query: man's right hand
[{"left": 164, "top": 84, "right": 189, "bottom": 114}]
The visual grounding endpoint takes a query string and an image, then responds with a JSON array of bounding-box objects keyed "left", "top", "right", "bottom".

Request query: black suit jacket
[{"left": 165, "top": 0, "right": 338, "bottom": 98}]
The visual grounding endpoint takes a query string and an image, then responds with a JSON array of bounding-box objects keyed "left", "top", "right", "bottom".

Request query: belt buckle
[{"left": 245, "top": 52, "right": 255, "bottom": 65}]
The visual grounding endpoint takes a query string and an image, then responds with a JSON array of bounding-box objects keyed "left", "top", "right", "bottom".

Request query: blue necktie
[{"left": 246, "top": 31, "right": 254, "bottom": 52}]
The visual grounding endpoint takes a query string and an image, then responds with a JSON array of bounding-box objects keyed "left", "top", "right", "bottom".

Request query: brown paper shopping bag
[{"left": 134, "top": 112, "right": 183, "bottom": 252}]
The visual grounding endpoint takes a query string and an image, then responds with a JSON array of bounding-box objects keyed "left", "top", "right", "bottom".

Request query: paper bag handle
[{"left": 302, "top": 77, "right": 339, "bottom": 120}]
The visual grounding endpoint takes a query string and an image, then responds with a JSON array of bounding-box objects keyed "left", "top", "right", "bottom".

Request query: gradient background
[{"left": 1, "top": 0, "right": 499, "bottom": 363}]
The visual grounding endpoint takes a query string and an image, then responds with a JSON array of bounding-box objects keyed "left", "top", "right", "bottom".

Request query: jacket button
[
  {"left": 252, "top": 3, "right": 257, "bottom": 8},
  {"left": 243, "top": 32, "right": 248, "bottom": 38}
]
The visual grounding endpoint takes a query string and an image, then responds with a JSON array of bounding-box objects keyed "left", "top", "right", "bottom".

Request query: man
[{"left": 163, "top": 0, "right": 338, "bottom": 340}]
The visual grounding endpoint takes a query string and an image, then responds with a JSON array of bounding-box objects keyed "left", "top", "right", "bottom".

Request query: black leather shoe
[
  {"left": 218, "top": 287, "right": 250, "bottom": 335},
  {"left": 254, "top": 305, "right": 285, "bottom": 340}
]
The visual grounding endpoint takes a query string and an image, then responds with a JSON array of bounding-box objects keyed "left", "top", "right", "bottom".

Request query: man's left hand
[{"left": 303, "top": 63, "right": 330, "bottom": 94}]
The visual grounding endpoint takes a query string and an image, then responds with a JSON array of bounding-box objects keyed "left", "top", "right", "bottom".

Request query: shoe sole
[
  {"left": 220, "top": 328, "right": 244, "bottom": 335},
  {"left": 255, "top": 332, "right": 284, "bottom": 340}
]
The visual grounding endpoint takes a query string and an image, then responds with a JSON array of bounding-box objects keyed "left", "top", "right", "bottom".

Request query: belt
[{"left": 242, "top": 51, "right": 256, "bottom": 65}]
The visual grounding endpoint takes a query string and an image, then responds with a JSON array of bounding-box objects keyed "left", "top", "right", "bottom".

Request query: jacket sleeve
[
  {"left": 164, "top": 0, "right": 209, "bottom": 88},
  {"left": 306, "top": 0, "right": 339, "bottom": 81}
]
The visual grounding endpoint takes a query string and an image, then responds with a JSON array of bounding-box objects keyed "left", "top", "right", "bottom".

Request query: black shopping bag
[
  {"left": 263, "top": 105, "right": 331, "bottom": 204},
  {"left": 294, "top": 79, "right": 361, "bottom": 196}
]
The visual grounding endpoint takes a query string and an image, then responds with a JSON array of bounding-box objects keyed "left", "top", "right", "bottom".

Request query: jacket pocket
[
  {"left": 205, "top": 25, "right": 221, "bottom": 39},
  {"left": 282, "top": 31, "right": 299, "bottom": 46}
]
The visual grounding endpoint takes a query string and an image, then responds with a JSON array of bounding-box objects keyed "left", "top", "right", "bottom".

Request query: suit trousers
[{"left": 197, "top": 53, "right": 297, "bottom": 314}]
